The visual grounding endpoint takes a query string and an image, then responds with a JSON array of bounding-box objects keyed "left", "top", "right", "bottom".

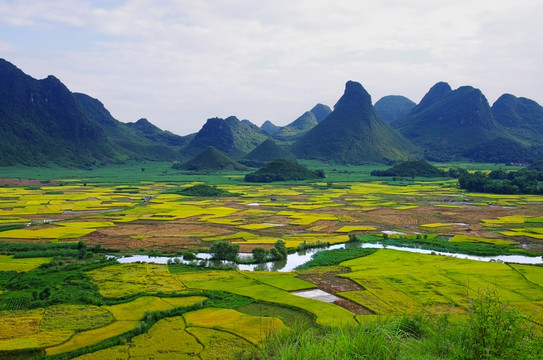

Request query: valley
[{"left": 0, "top": 163, "right": 542, "bottom": 359}]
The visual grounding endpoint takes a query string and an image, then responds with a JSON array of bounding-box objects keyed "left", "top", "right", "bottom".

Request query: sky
[{"left": 1, "top": 0, "right": 542, "bottom": 136}]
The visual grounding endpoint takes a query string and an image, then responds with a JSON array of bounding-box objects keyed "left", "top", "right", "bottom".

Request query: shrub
[
  {"left": 209, "top": 241, "right": 239, "bottom": 261},
  {"left": 461, "top": 289, "right": 543, "bottom": 359},
  {"left": 251, "top": 247, "right": 268, "bottom": 263}
]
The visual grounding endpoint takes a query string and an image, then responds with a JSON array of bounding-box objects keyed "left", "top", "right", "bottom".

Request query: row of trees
[
  {"left": 209, "top": 240, "right": 288, "bottom": 263},
  {"left": 456, "top": 168, "right": 543, "bottom": 194}
]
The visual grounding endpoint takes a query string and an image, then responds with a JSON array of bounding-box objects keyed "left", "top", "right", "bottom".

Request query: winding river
[{"left": 112, "top": 242, "right": 543, "bottom": 272}]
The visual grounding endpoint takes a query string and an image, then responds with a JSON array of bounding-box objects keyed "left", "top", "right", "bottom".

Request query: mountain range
[{"left": 1, "top": 58, "right": 542, "bottom": 168}]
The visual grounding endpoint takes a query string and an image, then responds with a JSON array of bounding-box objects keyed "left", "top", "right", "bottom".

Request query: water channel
[{"left": 111, "top": 242, "right": 543, "bottom": 272}]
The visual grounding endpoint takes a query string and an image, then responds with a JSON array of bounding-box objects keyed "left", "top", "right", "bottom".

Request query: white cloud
[{"left": 0, "top": 0, "right": 542, "bottom": 134}]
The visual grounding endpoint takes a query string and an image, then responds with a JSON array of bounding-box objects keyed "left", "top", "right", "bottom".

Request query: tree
[
  {"left": 273, "top": 240, "right": 288, "bottom": 260},
  {"left": 251, "top": 247, "right": 268, "bottom": 263},
  {"left": 209, "top": 241, "right": 239, "bottom": 261}
]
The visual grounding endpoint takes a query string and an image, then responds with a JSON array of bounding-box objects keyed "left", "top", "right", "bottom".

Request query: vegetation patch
[
  {"left": 186, "top": 326, "right": 252, "bottom": 360},
  {"left": 0, "top": 226, "right": 96, "bottom": 240},
  {"left": 341, "top": 249, "right": 543, "bottom": 315},
  {"left": 450, "top": 234, "right": 519, "bottom": 246},
  {"left": 295, "top": 248, "right": 378, "bottom": 270},
  {"left": 40, "top": 304, "right": 113, "bottom": 331},
  {"left": 87, "top": 263, "right": 185, "bottom": 298},
  {"left": 165, "top": 183, "right": 236, "bottom": 197},
  {"left": 371, "top": 160, "right": 447, "bottom": 178},
  {"left": 128, "top": 316, "right": 203, "bottom": 358},
  {"left": 183, "top": 308, "right": 285, "bottom": 344},
  {"left": 45, "top": 320, "right": 140, "bottom": 355},
  {"left": 0, "top": 255, "right": 51, "bottom": 272},
  {"left": 181, "top": 272, "right": 357, "bottom": 326},
  {"left": 245, "top": 159, "right": 325, "bottom": 183},
  {"left": 336, "top": 225, "right": 377, "bottom": 232}
]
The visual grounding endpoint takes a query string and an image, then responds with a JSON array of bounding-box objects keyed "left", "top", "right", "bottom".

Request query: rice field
[
  {"left": 183, "top": 308, "right": 285, "bottom": 344},
  {"left": 340, "top": 249, "right": 543, "bottom": 316},
  {"left": 1, "top": 167, "right": 543, "bottom": 358},
  {"left": 0, "top": 175, "right": 540, "bottom": 255},
  {"left": 0, "top": 255, "right": 51, "bottom": 271}
]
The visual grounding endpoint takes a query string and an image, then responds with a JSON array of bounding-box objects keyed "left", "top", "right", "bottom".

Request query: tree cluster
[
  {"left": 370, "top": 160, "right": 447, "bottom": 178},
  {"left": 456, "top": 168, "right": 543, "bottom": 194},
  {"left": 244, "top": 159, "right": 325, "bottom": 183}
]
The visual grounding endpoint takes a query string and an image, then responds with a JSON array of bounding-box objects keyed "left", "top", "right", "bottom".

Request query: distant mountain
[
  {"left": 0, "top": 59, "right": 123, "bottom": 166},
  {"left": 0, "top": 58, "right": 196, "bottom": 166},
  {"left": 273, "top": 111, "right": 318, "bottom": 142},
  {"left": 374, "top": 95, "right": 416, "bottom": 123},
  {"left": 492, "top": 94, "right": 543, "bottom": 143},
  {"left": 75, "top": 94, "right": 190, "bottom": 161},
  {"left": 261, "top": 120, "right": 281, "bottom": 136},
  {"left": 391, "top": 82, "right": 523, "bottom": 162},
  {"left": 290, "top": 81, "right": 417, "bottom": 164},
  {"left": 183, "top": 116, "right": 269, "bottom": 158},
  {"left": 412, "top": 82, "right": 452, "bottom": 112},
  {"left": 240, "top": 139, "right": 296, "bottom": 167},
  {"left": 126, "top": 118, "right": 191, "bottom": 147},
  {"left": 173, "top": 146, "right": 248, "bottom": 172},
  {"left": 310, "top": 103, "right": 332, "bottom": 122}
]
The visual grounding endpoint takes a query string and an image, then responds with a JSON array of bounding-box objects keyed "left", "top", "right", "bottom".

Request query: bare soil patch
[{"left": 298, "top": 269, "right": 373, "bottom": 315}]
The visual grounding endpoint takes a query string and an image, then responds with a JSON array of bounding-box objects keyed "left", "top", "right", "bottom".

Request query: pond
[{"left": 111, "top": 241, "right": 543, "bottom": 272}]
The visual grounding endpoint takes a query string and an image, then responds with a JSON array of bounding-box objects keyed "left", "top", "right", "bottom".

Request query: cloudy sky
[{"left": 1, "top": 1, "right": 542, "bottom": 135}]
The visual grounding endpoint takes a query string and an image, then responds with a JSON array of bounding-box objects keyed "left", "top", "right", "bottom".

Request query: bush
[
  {"left": 251, "top": 247, "right": 268, "bottom": 263},
  {"left": 461, "top": 289, "right": 542, "bottom": 359},
  {"left": 209, "top": 241, "right": 239, "bottom": 261}
]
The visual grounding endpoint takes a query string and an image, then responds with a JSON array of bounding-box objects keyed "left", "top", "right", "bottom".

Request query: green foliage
[
  {"left": 295, "top": 247, "right": 378, "bottom": 270},
  {"left": 248, "top": 291, "right": 543, "bottom": 360},
  {"left": 251, "top": 247, "right": 268, "bottom": 263},
  {"left": 244, "top": 159, "right": 325, "bottom": 183},
  {"left": 270, "top": 240, "right": 288, "bottom": 261},
  {"left": 0, "top": 256, "right": 115, "bottom": 310},
  {"left": 462, "top": 289, "right": 541, "bottom": 360},
  {"left": 359, "top": 234, "right": 534, "bottom": 257},
  {"left": 209, "top": 241, "right": 240, "bottom": 261},
  {"left": 371, "top": 160, "right": 447, "bottom": 178},
  {"left": 0, "top": 241, "right": 111, "bottom": 256},
  {"left": 0, "top": 224, "right": 25, "bottom": 232},
  {"left": 165, "top": 184, "right": 235, "bottom": 197},
  {"left": 0, "top": 270, "right": 17, "bottom": 286},
  {"left": 203, "top": 290, "right": 254, "bottom": 309},
  {"left": 458, "top": 168, "right": 542, "bottom": 194}
]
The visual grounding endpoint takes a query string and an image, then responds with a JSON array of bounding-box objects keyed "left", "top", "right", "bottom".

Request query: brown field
[{"left": 75, "top": 198, "right": 543, "bottom": 253}]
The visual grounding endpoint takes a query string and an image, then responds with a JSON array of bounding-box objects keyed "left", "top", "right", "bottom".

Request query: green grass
[
  {"left": 295, "top": 247, "right": 378, "bottom": 270},
  {"left": 180, "top": 272, "right": 357, "bottom": 326},
  {"left": 236, "top": 302, "right": 315, "bottom": 328},
  {"left": 246, "top": 291, "right": 543, "bottom": 360},
  {"left": 355, "top": 234, "right": 535, "bottom": 257}
]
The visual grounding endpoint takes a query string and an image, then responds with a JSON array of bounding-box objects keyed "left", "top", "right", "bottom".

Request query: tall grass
[{"left": 244, "top": 290, "right": 543, "bottom": 360}]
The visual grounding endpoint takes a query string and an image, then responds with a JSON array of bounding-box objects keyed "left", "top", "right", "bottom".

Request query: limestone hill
[
  {"left": 173, "top": 146, "right": 248, "bottom": 172},
  {"left": 240, "top": 139, "right": 296, "bottom": 167},
  {"left": 290, "top": 81, "right": 417, "bottom": 164}
]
